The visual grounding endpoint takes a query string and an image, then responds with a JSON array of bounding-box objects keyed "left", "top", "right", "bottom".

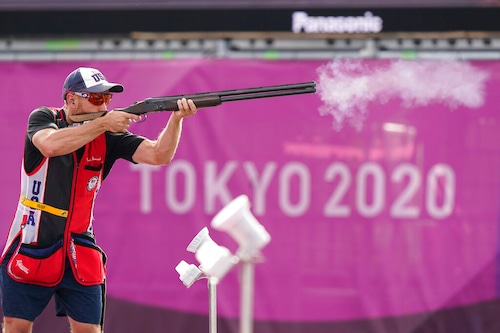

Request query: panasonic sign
[{"left": 292, "top": 11, "right": 383, "bottom": 34}]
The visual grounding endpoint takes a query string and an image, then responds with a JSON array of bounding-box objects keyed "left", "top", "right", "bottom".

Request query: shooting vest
[{"left": 1, "top": 108, "right": 107, "bottom": 286}]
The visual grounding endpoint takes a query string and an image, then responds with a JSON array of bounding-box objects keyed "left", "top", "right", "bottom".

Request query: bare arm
[
  {"left": 33, "top": 110, "right": 140, "bottom": 157},
  {"left": 132, "top": 98, "right": 197, "bottom": 165}
]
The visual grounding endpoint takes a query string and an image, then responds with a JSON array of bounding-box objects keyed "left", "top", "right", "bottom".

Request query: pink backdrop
[{"left": 0, "top": 59, "right": 499, "bottom": 325}]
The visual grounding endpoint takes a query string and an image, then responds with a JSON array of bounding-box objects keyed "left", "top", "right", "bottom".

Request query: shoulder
[
  {"left": 27, "top": 107, "right": 60, "bottom": 133},
  {"left": 28, "top": 107, "right": 58, "bottom": 121}
]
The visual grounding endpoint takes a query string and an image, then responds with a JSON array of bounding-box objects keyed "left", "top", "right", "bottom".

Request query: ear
[
  {"left": 65, "top": 94, "right": 77, "bottom": 108},
  {"left": 64, "top": 93, "right": 72, "bottom": 105}
]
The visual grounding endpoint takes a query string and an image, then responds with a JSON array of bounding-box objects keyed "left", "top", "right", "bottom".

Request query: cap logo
[
  {"left": 90, "top": 72, "right": 106, "bottom": 83},
  {"left": 81, "top": 68, "right": 108, "bottom": 89}
]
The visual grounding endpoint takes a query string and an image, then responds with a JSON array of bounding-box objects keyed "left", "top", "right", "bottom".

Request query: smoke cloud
[{"left": 316, "top": 60, "right": 490, "bottom": 131}]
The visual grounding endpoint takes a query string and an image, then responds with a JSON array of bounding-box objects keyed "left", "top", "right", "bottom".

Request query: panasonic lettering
[{"left": 292, "top": 11, "right": 383, "bottom": 34}]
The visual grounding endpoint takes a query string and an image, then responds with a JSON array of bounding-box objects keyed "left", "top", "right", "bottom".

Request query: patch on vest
[{"left": 87, "top": 176, "right": 99, "bottom": 191}]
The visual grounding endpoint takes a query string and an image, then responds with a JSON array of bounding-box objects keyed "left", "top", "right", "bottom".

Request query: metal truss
[{"left": 1, "top": 32, "right": 499, "bottom": 61}]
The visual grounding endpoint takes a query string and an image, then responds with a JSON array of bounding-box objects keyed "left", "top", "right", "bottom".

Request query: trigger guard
[{"left": 133, "top": 115, "right": 147, "bottom": 123}]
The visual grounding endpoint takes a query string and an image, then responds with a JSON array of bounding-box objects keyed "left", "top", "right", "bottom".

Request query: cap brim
[{"left": 86, "top": 82, "right": 124, "bottom": 93}]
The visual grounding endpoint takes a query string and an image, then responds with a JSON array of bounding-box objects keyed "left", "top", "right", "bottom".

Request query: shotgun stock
[{"left": 69, "top": 81, "right": 316, "bottom": 123}]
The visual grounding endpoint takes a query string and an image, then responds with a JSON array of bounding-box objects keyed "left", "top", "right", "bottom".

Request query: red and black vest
[{"left": 1, "top": 108, "right": 107, "bottom": 286}]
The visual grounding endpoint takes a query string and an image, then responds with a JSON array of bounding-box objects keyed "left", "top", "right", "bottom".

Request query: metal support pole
[
  {"left": 208, "top": 277, "right": 218, "bottom": 333},
  {"left": 239, "top": 260, "right": 254, "bottom": 333}
]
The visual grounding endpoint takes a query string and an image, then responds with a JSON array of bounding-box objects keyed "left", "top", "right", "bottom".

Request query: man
[{"left": 0, "top": 67, "right": 198, "bottom": 333}]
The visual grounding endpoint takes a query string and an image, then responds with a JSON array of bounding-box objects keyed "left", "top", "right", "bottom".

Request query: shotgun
[{"left": 69, "top": 81, "right": 316, "bottom": 123}]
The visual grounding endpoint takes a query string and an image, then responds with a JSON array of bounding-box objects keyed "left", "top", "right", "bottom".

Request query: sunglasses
[{"left": 70, "top": 91, "right": 113, "bottom": 106}]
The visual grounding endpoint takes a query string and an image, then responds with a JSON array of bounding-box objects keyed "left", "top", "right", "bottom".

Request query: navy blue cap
[{"left": 62, "top": 67, "right": 124, "bottom": 99}]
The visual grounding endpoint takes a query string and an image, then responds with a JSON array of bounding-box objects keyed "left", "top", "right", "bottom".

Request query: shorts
[{"left": 0, "top": 243, "right": 104, "bottom": 325}]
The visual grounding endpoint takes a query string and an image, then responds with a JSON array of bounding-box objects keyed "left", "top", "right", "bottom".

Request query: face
[{"left": 67, "top": 91, "right": 113, "bottom": 113}]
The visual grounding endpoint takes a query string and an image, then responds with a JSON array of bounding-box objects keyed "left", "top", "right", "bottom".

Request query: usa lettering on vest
[{"left": 26, "top": 180, "right": 42, "bottom": 227}]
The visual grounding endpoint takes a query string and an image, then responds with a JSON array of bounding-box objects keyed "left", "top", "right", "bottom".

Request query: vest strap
[{"left": 20, "top": 195, "right": 68, "bottom": 218}]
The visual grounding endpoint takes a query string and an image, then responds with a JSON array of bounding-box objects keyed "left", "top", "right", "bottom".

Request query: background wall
[{"left": 0, "top": 58, "right": 499, "bottom": 332}]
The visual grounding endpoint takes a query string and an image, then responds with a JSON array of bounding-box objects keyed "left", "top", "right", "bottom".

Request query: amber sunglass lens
[
  {"left": 87, "top": 93, "right": 113, "bottom": 106},
  {"left": 88, "top": 94, "right": 104, "bottom": 106}
]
